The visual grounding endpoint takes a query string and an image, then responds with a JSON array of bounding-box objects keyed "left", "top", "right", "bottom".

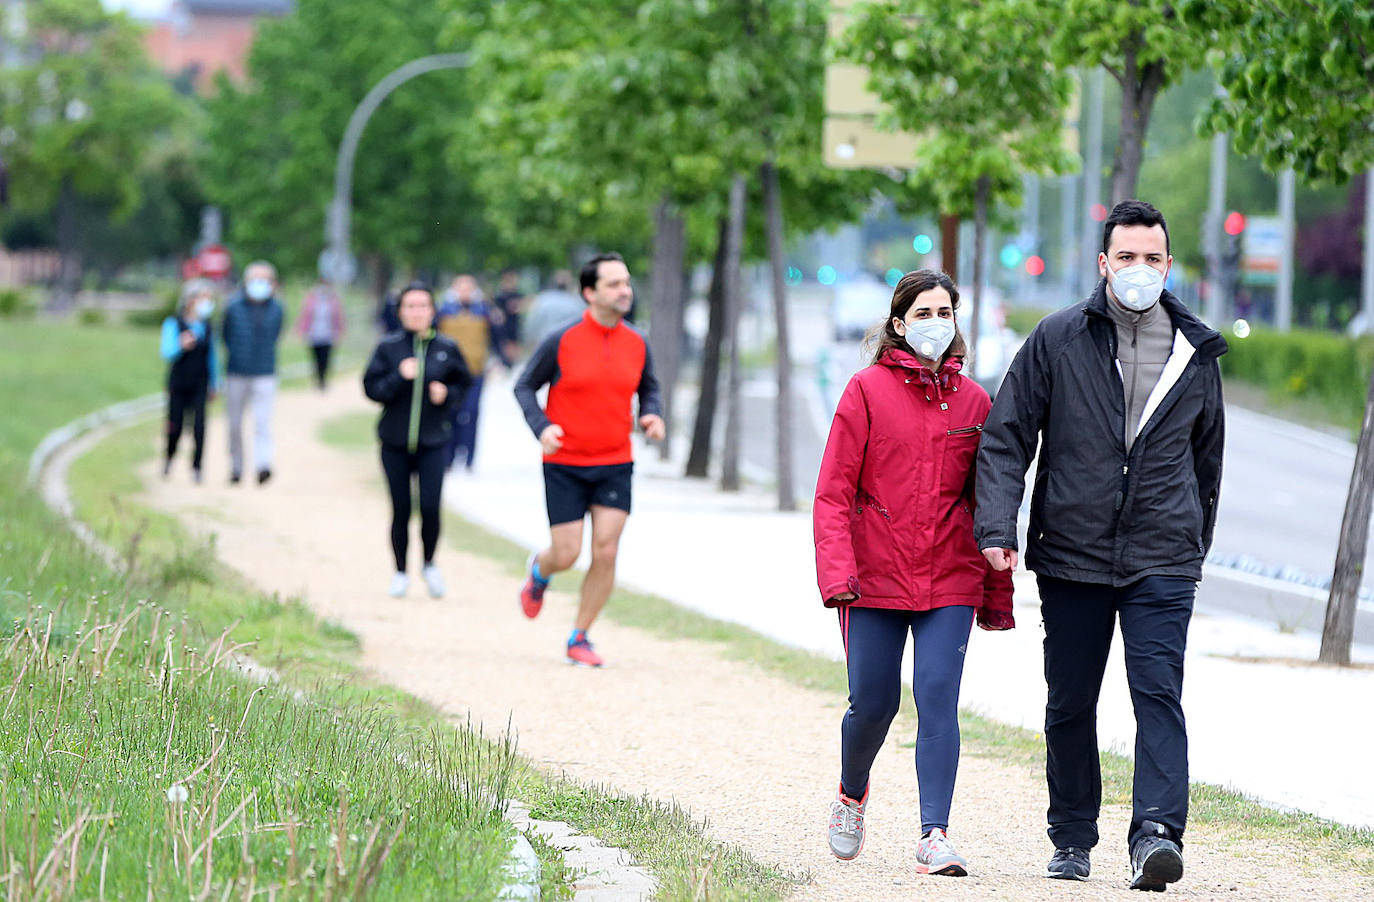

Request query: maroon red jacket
[{"left": 813, "top": 348, "right": 1014, "bottom": 629}]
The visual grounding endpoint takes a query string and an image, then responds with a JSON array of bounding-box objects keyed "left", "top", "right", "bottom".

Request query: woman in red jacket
[{"left": 814, "top": 269, "right": 1014, "bottom": 877}]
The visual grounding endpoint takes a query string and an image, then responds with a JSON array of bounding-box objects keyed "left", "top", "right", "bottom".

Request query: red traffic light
[
  {"left": 1024, "top": 255, "right": 1046, "bottom": 277},
  {"left": 1223, "top": 211, "right": 1246, "bottom": 236}
]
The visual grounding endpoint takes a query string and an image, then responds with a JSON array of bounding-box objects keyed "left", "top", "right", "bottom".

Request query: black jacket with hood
[
  {"left": 973, "top": 281, "right": 1227, "bottom": 586},
  {"left": 363, "top": 329, "right": 472, "bottom": 452}
]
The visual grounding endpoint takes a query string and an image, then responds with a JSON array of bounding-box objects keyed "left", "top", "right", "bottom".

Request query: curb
[{"left": 26, "top": 385, "right": 655, "bottom": 902}]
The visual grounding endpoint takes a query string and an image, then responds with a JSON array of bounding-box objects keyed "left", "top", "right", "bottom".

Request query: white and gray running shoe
[
  {"left": 387, "top": 572, "right": 409, "bottom": 598},
  {"left": 916, "top": 827, "right": 968, "bottom": 876},
  {"left": 421, "top": 564, "right": 445, "bottom": 598},
  {"left": 827, "top": 784, "right": 868, "bottom": 860}
]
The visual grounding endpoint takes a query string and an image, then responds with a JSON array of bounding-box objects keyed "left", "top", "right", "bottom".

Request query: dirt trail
[{"left": 132, "top": 382, "right": 1370, "bottom": 901}]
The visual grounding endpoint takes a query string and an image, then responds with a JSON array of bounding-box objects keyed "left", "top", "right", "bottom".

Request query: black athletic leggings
[
  {"left": 310, "top": 343, "right": 333, "bottom": 388},
  {"left": 380, "top": 443, "right": 445, "bottom": 572},
  {"left": 166, "top": 383, "right": 207, "bottom": 469}
]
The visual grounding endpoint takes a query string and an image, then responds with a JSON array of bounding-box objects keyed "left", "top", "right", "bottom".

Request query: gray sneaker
[
  {"left": 387, "top": 572, "right": 409, "bottom": 598},
  {"left": 827, "top": 785, "right": 867, "bottom": 860},
  {"left": 916, "top": 827, "right": 968, "bottom": 876},
  {"left": 421, "top": 564, "right": 445, "bottom": 598}
]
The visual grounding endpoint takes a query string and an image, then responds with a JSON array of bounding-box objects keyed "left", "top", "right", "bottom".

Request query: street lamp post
[{"left": 322, "top": 53, "right": 470, "bottom": 286}]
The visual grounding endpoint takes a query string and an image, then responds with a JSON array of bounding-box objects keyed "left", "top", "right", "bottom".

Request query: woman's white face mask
[{"left": 899, "top": 317, "right": 956, "bottom": 360}]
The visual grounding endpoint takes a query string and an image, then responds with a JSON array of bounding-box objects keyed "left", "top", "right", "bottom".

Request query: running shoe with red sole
[
  {"left": 566, "top": 635, "right": 604, "bottom": 667},
  {"left": 520, "top": 552, "right": 546, "bottom": 619}
]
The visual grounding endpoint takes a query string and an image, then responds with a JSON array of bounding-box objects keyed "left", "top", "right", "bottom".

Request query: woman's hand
[
  {"left": 398, "top": 357, "right": 418, "bottom": 380},
  {"left": 179, "top": 330, "right": 197, "bottom": 350},
  {"left": 829, "top": 591, "right": 858, "bottom": 605},
  {"left": 427, "top": 381, "right": 448, "bottom": 405}
]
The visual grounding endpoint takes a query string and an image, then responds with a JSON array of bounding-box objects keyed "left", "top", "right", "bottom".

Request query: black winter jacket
[
  {"left": 974, "top": 282, "right": 1227, "bottom": 586},
  {"left": 363, "top": 330, "right": 473, "bottom": 451}
]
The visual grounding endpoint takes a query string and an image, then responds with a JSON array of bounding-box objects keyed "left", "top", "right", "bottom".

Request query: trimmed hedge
[{"left": 1221, "top": 327, "right": 1374, "bottom": 430}]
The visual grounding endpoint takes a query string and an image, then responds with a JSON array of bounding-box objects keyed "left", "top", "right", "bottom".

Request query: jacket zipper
[
  {"left": 408, "top": 333, "right": 429, "bottom": 453},
  {"left": 947, "top": 424, "right": 982, "bottom": 436}
]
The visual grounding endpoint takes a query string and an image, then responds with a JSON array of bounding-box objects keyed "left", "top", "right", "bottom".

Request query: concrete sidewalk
[{"left": 448, "top": 369, "right": 1374, "bottom": 830}]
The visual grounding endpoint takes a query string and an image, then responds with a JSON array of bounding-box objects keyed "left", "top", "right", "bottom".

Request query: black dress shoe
[
  {"left": 230, "top": 472, "right": 242, "bottom": 485},
  {"left": 256, "top": 469, "right": 272, "bottom": 485}
]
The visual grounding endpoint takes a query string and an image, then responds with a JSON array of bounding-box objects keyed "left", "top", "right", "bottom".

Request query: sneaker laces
[
  {"left": 922, "top": 828, "right": 956, "bottom": 858},
  {"left": 830, "top": 795, "right": 863, "bottom": 836},
  {"left": 1057, "top": 847, "right": 1090, "bottom": 865}
]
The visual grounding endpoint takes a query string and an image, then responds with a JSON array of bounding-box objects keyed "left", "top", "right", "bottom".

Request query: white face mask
[
  {"left": 1108, "top": 263, "right": 1165, "bottom": 312},
  {"left": 900, "top": 317, "right": 956, "bottom": 360},
  {"left": 245, "top": 278, "right": 273, "bottom": 302},
  {"left": 195, "top": 299, "right": 215, "bottom": 319}
]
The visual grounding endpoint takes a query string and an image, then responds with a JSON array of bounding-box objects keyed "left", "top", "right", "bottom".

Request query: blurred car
[{"left": 830, "top": 274, "right": 892, "bottom": 342}]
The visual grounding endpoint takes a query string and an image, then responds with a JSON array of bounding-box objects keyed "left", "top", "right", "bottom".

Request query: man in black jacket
[{"left": 975, "top": 201, "right": 1226, "bottom": 892}]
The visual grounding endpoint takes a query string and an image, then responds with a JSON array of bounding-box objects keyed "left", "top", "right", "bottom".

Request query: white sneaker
[
  {"left": 387, "top": 572, "right": 409, "bottom": 598},
  {"left": 916, "top": 827, "right": 968, "bottom": 877},
  {"left": 421, "top": 564, "right": 445, "bottom": 598}
]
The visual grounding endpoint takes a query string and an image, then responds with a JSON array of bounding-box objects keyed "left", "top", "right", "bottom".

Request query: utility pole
[
  {"left": 1275, "top": 168, "right": 1295, "bottom": 332},
  {"left": 1078, "top": 67, "right": 1104, "bottom": 298},
  {"left": 1363, "top": 170, "right": 1374, "bottom": 334},
  {"left": 1203, "top": 91, "right": 1229, "bottom": 325}
]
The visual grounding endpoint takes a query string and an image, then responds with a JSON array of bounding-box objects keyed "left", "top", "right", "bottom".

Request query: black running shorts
[{"left": 543, "top": 462, "right": 633, "bottom": 525}]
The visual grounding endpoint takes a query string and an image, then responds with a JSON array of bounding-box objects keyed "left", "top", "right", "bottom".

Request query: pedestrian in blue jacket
[
  {"left": 160, "top": 278, "right": 220, "bottom": 483},
  {"left": 221, "top": 260, "right": 284, "bottom": 485}
]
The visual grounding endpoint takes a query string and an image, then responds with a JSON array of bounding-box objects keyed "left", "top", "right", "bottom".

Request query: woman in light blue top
[{"left": 160, "top": 279, "right": 220, "bottom": 482}]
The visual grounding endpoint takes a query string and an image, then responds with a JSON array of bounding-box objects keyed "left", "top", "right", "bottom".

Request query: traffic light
[{"left": 1221, "top": 211, "right": 1244, "bottom": 313}]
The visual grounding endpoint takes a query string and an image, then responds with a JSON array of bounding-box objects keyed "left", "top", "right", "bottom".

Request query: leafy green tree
[
  {"left": 0, "top": 0, "right": 185, "bottom": 305},
  {"left": 202, "top": 0, "right": 495, "bottom": 282},
  {"left": 836, "top": 0, "right": 1076, "bottom": 358},
  {"left": 1181, "top": 0, "right": 1374, "bottom": 185}
]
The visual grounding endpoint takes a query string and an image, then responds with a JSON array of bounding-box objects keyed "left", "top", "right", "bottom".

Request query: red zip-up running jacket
[
  {"left": 814, "top": 348, "right": 1014, "bottom": 629},
  {"left": 514, "top": 310, "right": 662, "bottom": 466}
]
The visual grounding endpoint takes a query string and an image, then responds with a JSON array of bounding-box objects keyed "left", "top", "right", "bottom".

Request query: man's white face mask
[{"left": 1108, "top": 264, "right": 1164, "bottom": 312}]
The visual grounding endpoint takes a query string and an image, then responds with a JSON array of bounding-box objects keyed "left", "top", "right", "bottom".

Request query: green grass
[
  {"left": 0, "top": 318, "right": 540, "bottom": 900},
  {"left": 418, "top": 470, "right": 1374, "bottom": 877}
]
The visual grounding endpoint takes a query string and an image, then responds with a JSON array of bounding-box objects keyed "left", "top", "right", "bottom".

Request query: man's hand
[
  {"left": 179, "top": 330, "right": 197, "bottom": 351},
  {"left": 398, "top": 357, "right": 418, "bottom": 380},
  {"left": 640, "top": 414, "right": 666, "bottom": 441},
  {"left": 982, "top": 547, "right": 1018, "bottom": 572},
  {"left": 539, "top": 423, "right": 564, "bottom": 455},
  {"left": 427, "top": 381, "right": 448, "bottom": 405}
]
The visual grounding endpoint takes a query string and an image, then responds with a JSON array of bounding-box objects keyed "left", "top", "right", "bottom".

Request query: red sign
[{"left": 196, "top": 243, "right": 232, "bottom": 279}]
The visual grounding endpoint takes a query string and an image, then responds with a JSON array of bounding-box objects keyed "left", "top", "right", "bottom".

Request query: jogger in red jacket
[{"left": 814, "top": 269, "right": 1014, "bottom": 876}]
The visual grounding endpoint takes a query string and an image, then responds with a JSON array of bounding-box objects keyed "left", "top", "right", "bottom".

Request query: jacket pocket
[{"left": 947, "top": 424, "right": 982, "bottom": 436}]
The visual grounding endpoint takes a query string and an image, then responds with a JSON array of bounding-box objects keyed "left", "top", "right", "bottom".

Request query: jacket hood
[
  {"left": 1083, "top": 278, "right": 1227, "bottom": 359},
  {"left": 878, "top": 346, "right": 965, "bottom": 375}
]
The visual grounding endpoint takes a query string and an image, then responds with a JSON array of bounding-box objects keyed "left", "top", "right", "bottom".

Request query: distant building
[{"left": 143, "top": 0, "right": 293, "bottom": 93}]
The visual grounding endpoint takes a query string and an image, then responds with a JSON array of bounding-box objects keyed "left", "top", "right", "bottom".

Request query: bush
[
  {"left": 1221, "top": 327, "right": 1374, "bottom": 429},
  {"left": 76, "top": 307, "right": 108, "bottom": 327},
  {"left": 1004, "top": 306, "right": 1053, "bottom": 336},
  {"left": 0, "top": 286, "right": 37, "bottom": 318},
  {"left": 124, "top": 287, "right": 178, "bottom": 328}
]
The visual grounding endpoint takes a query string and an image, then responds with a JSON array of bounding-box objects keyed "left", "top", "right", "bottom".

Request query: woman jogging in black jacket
[{"left": 363, "top": 282, "right": 472, "bottom": 598}]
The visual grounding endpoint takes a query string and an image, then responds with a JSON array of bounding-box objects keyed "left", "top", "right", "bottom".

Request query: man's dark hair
[
  {"left": 399, "top": 279, "right": 434, "bottom": 304},
  {"left": 579, "top": 253, "right": 626, "bottom": 296},
  {"left": 1102, "top": 200, "right": 1170, "bottom": 256}
]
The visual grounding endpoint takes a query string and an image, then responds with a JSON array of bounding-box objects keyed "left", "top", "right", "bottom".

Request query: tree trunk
[
  {"left": 53, "top": 175, "right": 82, "bottom": 311},
  {"left": 1320, "top": 368, "right": 1374, "bottom": 665},
  {"left": 940, "top": 213, "right": 960, "bottom": 283},
  {"left": 720, "top": 173, "right": 748, "bottom": 493},
  {"left": 1110, "top": 52, "right": 1166, "bottom": 205},
  {"left": 649, "top": 195, "right": 687, "bottom": 461},
  {"left": 686, "top": 216, "right": 730, "bottom": 478},
  {"left": 970, "top": 176, "right": 989, "bottom": 379},
  {"left": 761, "top": 159, "right": 795, "bottom": 511}
]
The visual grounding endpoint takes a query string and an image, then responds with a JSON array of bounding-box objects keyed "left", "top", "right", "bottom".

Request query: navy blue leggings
[{"left": 839, "top": 604, "right": 974, "bottom": 833}]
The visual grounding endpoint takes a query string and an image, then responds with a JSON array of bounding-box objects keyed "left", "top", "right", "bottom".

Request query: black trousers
[
  {"left": 1038, "top": 574, "right": 1195, "bottom": 852},
  {"left": 310, "top": 343, "right": 333, "bottom": 388},
  {"left": 166, "top": 382, "right": 207, "bottom": 470},
  {"left": 380, "top": 443, "right": 445, "bottom": 572}
]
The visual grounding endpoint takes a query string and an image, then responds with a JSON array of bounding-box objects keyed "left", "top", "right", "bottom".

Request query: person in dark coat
[
  {"left": 814, "top": 269, "right": 1014, "bottom": 877},
  {"left": 363, "top": 281, "right": 472, "bottom": 600},
  {"left": 974, "top": 200, "right": 1226, "bottom": 891},
  {"left": 160, "top": 278, "right": 220, "bottom": 483}
]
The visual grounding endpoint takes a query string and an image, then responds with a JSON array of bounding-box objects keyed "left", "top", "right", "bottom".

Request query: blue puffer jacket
[{"left": 221, "top": 294, "right": 284, "bottom": 377}]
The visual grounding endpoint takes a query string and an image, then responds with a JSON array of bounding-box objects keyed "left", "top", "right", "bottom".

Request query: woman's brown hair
[{"left": 863, "top": 269, "right": 968, "bottom": 366}]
